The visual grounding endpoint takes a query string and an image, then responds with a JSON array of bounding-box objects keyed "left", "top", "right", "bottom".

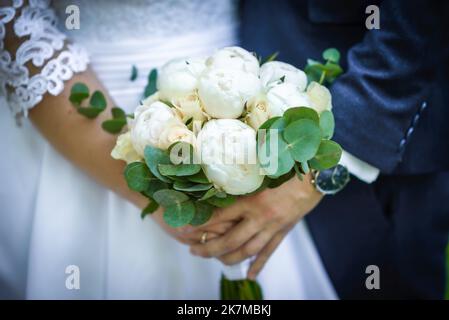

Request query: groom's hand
[{"left": 190, "top": 174, "right": 323, "bottom": 279}]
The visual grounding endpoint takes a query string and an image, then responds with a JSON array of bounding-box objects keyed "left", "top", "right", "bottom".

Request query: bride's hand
[
  {"left": 150, "top": 207, "right": 236, "bottom": 246},
  {"left": 189, "top": 174, "right": 323, "bottom": 278}
]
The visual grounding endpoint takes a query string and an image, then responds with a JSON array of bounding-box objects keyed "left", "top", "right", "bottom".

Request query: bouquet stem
[
  {"left": 220, "top": 274, "right": 263, "bottom": 300},
  {"left": 220, "top": 260, "right": 263, "bottom": 300}
]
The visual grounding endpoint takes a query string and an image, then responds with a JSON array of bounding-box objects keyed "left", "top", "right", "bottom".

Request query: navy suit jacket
[{"left": 240, "top": 0, "right": 449, "bottom": 299}]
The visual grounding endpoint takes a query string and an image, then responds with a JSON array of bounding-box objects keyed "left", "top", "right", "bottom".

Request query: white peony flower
[
  {"left": 196, "top": 119, "right": 264, "bottom": 195},
  {"left": 306, "top": 81, "right": 332, "bottom": 113},
  {"left": 198, "top": 68, "right": 262, "bottom": 119},
  {"left": 130, "top": 101, "right": 193, "bottom": 154},
  {"left": 111, "top": 132, "right": 142, "bottom": 164},
  {"left": 266, "top": 82, "right": 311, "bottom": 116},
  {"left": 245, "top": 94, "right": 270, "bottom": 130},
  {"left": 260, "top": 61, "right": 307, "bottom": 91},
  {"left": 141, "top": 91, "right": 160, "bottom": 107},
  {"left": 157, "top": 57, "right": 206, "bottom": 101},
  {"left": 206, "top": 46, "right": 260, "bottom": 75}
]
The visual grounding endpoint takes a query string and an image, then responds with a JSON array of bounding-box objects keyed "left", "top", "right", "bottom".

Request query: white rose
[
  {"left": 130, "top": 101, "right": 185, "bottom": 155},
  {"left": 260, "top": 61, "right": 307, "bottom": 91},
  {"left": 157, "top": 118, "right": 196, "bottom": 150},
  {"left": 173, "top": 93, "right": 208, "bottom": 123},
  {"left": 266, "top": 82, "right": 311, "bottom": 116},
  {"left": 206, "top": 46, "right": 260, "bottom": 75},
  {"left": 245, "top": 94, "right": 270, "bottom": 130},
  {"left": 111, "top": 132, "right": 142, "bottom": 164},
  {"left": 196, "top": 119, "right": 264, "bottom": 195},
  {"left": 198, "top": 68, "right": 262, "bottom": 119},
  {"left": 157, "top": 57, "right": 205, "bottom": 101},
  {"left": 306, "top": 81, "right": 332, "bottom": 113}
]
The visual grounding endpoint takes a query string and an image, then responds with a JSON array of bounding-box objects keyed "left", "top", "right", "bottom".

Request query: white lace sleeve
[{"left": 0, "top": 0, "right": 89, "bottom": 121}]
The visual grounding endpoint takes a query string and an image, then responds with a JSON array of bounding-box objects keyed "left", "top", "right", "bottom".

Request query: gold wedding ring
[{"left": 200, "top": 231, "right": 208, "bottom": 244}]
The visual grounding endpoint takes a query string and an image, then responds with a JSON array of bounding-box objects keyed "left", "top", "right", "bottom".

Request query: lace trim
[{"left": 0, "top": 0, "right": 89, "bottom": 121}]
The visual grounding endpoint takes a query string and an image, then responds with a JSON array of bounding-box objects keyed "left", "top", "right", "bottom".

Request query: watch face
[{"left": 315, "top": 164, "right": 350, "bottom": 195}]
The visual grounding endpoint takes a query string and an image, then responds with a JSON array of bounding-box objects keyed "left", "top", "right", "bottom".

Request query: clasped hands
[{"left": 155, "top": 174, "right": 323, "bottom": 279}]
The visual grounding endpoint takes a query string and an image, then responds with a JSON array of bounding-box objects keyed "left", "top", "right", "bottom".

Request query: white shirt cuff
[{"left": 339, "top": 150, "right": 380, "bottom": 183}]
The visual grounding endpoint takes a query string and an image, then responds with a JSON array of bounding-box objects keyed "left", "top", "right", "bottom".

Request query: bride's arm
[{"left": 29, "top": 71, "right": 147, "bottom": 209}]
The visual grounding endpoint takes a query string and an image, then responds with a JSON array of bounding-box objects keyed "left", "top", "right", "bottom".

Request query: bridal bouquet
[{"left": 107, "top": 46, "right": 343, "bottom": 299}]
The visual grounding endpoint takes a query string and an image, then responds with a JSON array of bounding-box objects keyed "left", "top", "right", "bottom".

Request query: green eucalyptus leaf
[
  {"left": 153, "top": 189, "right": 189, "bottom": 207},
  {"left": 190, "top": 202, "right": 214, "bottom": 226},
  {"left": 158, "top": 163, "right": 201, "bottom": 177},
  {"left": 144, "top": 145, "right": 172, "bottom": 183},
  {"left": 141, "top": 200, "right": 159, "bottom": 219},
  {"left": 77, "top": 107, "right": 104, "bottom": 119},
  {"left": 284, "top": 107, "right": 319, "bottom": 124},
  {"left": 101, "top": 118, "right": 127, "bottom": 134},
  {"left": 258, "top": 116, "right": 282, "bottom": 131},
  {"left": 130, "top": 65, "right": 138, "bottom": 81},
  {"left": 323, "top": 61, "right": 343, "bottom": 79},
  {"left": 89, "top": 91, "right": 107, "bottom": 110},
  {"left": 199, "top": 187, "right": 219, "bottom": 201},
  {"left": 69, "top": 82, "right": 89, "bottom": 105},
  {"left": 259, "top": 129, "right": 295, "bottom": 177},
  {"left": 309, "top": 140, "right": 342, "bottom": 170},
  {"left": 163, "top": 200, "right": 195, "bottom": 227},
  {"left": 111, "top": 107, "right": 126, "bottom": 119},
  {"left": 144, "top": 178, "right": 169, "bottom": 198},
  {"left": 144, "top": 69, "right": 158, "bottom": 98},
  {"left": 267, "top": 170, "right": 295, "bottom": 188},
  {"left": 173, "top": 181, "right": 212, "bottom": 192},
  {"left": 323, "top": 48, "right": 341, "bottom": 64},
  {"left": 187, "top": 171, "right": 210, "bottom": 184},
  {"left": 283, "top": 119, "right": 321, "bottom": 162},
  {"left": 261, "top": 51, "right": 279, "bottom": 65},
  {"left": 301, "top": 161, "right": 310, "bottom": 174},
  {"left": 206, "top": 195, "right": 236, "bottom": 208},
  {"left": 319, "top": 110, "right": 335, "bottom": 139},
  {"left": 293, "top": 163, "right": 303, "bottom": 179},
  {"left": 124, "top": 162, "right": 151, "bottom": 192}
]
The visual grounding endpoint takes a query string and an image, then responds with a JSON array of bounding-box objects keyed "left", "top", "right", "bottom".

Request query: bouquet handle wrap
[{"left": 220, "top": 260, "right": 263, "bottom": 300}]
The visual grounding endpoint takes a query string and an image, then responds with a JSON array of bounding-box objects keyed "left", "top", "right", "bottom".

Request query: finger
[
  {"left": 190, "top": 218, "right": 261, "bottom": 258},
  {"left": 178, "top": 222, "right": 235, "bottom": 242},
  {"left": 219, "top": 230, "right": 273, "bottom": 266},
  {"left": 247, "top": 231, "right": 286, "bottom": 279},
  {"left": 175, "top": 232, "right": 220, "bottom": 246},
  {"left": 202, "top": 201, "right": 248, "bottom": 227}
]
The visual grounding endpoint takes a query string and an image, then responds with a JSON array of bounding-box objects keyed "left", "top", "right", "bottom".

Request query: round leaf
[
  {"left": 190, "top": 202, "right": 214, "bottom": 226},
  {"left": 319, "top": 110, "right": 335, "bottom": 139},
  {"left": 144, "top": 145, "right": 172, "bottom": 183},
  {"left": 89, "top": 91, "right": 107, "bottom": 109},
  {"left": 69, "top": 83, "right": 89, "bottom": 105},
  {"left": 124, "top": 162, "right": 151, "bottom": 192},
  {"left": 309, "top": 140, "right": 343, "bottom": 170},
  {"left": 158, "top": 164, "right": 201, "bottom": 177},
  {"left": 141, "top": 200, "right": 159, "bottom": 219},
  {"left": 284, "top": 107, "right": 319, "bottom": 124},
  {"left": 77, "top": 107, "right": 103, "bottom": 119},
  {"left": 163, "top": 200, "right": 195, "bottom": 227},
  {"left": 283, "top": 119, "right": 321, "bottom": 162},
  {"left": 258, "top": 129, "right": 295, "bottom": 177},
  {"left": 153, "top": 189, "right": 189, "bottom": 207},
  {"left": 258, "top": 116, "right": 282, "bottom": 131},
  {"left": 323, "top": 48, "right": 341, "bottom": 64},
  {"left": 173, "top": 181, "right": 212, "bottom": 192},
  {"left": 101, "top": 118, "right": 126, "bottom": 134},
  {"left": 206, "top": 195, "right": 236, "bottom": 208}
]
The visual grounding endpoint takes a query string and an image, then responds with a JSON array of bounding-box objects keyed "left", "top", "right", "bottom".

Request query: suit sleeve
[{"left": 330, "top": 0, "right": 447, "bottom": 173}]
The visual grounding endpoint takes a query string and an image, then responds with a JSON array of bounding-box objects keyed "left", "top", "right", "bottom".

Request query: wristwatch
[{"left": 311, "top": 164, "right": 350, "bottom": 195}]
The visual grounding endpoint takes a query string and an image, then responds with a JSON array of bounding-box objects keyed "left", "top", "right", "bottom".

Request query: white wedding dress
[{"left": 0, "top": 0, "right": 337, "bottom": 299}]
